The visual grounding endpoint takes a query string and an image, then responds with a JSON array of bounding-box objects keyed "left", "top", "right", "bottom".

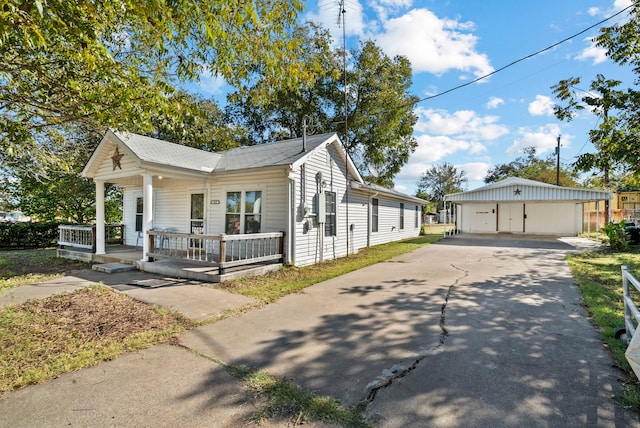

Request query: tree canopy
[
  {"left": 0, "top": 0, "right": 305, "bottom": 171},
  {"left": 225, "top": 24, "right": 419, "bottom": 186},
  {"left": 484, "top": 146, "right": 579, "bottom": 186},
  {"left": 551, "top": 3, "right": 640, "bottom": 185},
  {"left": 416, "top": 163, "right": 467, "bottom": 212}
]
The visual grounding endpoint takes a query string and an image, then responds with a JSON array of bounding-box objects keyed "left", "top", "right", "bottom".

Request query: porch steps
[{"left": 92, "top": 262, "right": 137, "bottom": 274}]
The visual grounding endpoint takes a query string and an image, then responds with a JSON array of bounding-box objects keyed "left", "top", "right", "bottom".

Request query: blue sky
[{"left": 196, "top": 0, "right": 636, "bottom": 195}]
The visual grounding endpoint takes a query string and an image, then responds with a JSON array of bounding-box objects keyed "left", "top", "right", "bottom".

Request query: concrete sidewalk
[
  {"left": 1, "top": 235, "right": 639, "bottom": 427},
  {"left": 0, "top": 268, "right": 255, "bottom": 322}
]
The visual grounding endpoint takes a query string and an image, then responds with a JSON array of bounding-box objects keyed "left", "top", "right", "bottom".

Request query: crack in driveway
[{"left": 364, "top": 263, "right": 469, "bottom": 403}]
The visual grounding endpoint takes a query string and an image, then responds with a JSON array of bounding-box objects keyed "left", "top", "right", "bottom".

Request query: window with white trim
[
  {"left": 400, "top": 203, "right": 404, "bottom": 230},
  {"left": 372, "top": 198, "right": 379, "bottom": 233},
  {"left": 325, "top": 191, "right": 336, "bottom": 236},
  {"left": 226, "top": 190, "right": 262, "bottom": 234}
]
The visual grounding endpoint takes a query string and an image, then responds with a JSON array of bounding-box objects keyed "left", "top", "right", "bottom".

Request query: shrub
[
  {"left": 0, "top": 222, "right": 62, "bottom": 249},
  {"left": 602, "top": 221, "right": 629, "bottom": 252}
]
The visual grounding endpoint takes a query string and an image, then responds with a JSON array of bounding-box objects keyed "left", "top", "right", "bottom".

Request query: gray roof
[
  {"left": 115, "top": 131, "right": 223, "bottom": 172},
  {"left": 445, "top": 177, "right": 611, "bottom": 202},
  {"left": 216, "top": 133, "right": 335, "bottom": 171},
  {"left": 351, "top": 181, "right": 427, "bottom": 204},
  {"left": 113, "top": 131, "right": 337, "bottom": 173}
]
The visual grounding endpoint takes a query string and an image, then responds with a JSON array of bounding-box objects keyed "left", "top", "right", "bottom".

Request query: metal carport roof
[{"left": 444, "top": 177, "right": 612, "bottom": 203}]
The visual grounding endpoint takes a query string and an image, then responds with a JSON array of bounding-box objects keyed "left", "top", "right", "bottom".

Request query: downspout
[
  {"left": 368, "top": 191, "right": 378, "bottom": 247},
  {"left": 316, "top": 171, "right": 324, "bottom": 263},
  {"left": 287, "top": 177, "right": 296, "bottom": 266}
]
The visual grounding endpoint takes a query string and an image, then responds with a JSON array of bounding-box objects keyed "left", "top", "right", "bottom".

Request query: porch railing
[
  {"left": 58, "top": 224, "right": 125, "bottom": 251},
  {"left": 622, "top": 265, "right": 640, "bottom": 344},
  {"left": 148, "top": 230, "right": 284, "bottom": 274},
  {"left": 59, "top": 225, "right": 94, "bottom": 250}
]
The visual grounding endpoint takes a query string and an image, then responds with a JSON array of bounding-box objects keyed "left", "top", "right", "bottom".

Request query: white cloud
[
  {"left": 198, "top": 69, "right": 228, "bottom": 96},
  {"left": 588, "top": 7, "right": 601, "bottom": 16},
  {"left": 486, "top": 97, "right": 504, "bottom": 109},
  {"left": 528, "top": 95, "right": 555, "bottom": 116},
  {"left": 375, "top": 8, "right": 494, "bottom": 77},
  {"left": 507, "top": 124, "right": 569, "bottom": 155},
  {"left": 576, "top": 37, "right": 609, "bottom": 64},
  {"left": 458, "top": 162, "right": 491, "bottom": 183},
  {"left": 415, "top": 108, "right": 509, "bottom": 141}
]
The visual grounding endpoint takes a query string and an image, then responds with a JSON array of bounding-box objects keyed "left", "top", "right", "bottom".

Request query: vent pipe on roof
[{"left": 302, "top": 115, "right": 310, "bottom": 152}]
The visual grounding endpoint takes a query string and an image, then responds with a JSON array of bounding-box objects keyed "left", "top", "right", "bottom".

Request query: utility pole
[{"left": 555, "top": 135, "right": 561, "bottom": 186}]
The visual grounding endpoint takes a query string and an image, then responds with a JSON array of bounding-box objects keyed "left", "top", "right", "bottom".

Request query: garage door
[{"left": 498, "top": 203, "right": 524, "bottom": 233}]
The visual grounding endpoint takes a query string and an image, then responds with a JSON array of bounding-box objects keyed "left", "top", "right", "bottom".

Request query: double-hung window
[
  {"left": 372, "top": 198, "right": 379, "bottom": 233},
  {"left": 325, "top": 191, "right": 336, "bottom": 236},
  {"left": 226, "top": 191, "right": 262, "bottom": 234}
]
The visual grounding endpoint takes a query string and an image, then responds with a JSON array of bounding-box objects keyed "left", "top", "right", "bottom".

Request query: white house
[
  {"left": 444, "top": 177, "right": 612, "bottom": 236},
  {"left": 75, "top": 130, "right": 425, "bottom": 275}
]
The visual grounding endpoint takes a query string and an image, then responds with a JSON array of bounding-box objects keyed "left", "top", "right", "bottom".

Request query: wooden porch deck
[{"left": 58, "top": 244, "right": 282, "bottom": 283}]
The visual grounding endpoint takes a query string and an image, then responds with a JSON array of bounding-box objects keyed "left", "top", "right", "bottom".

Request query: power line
[{"left": 403, "top": 4, "right": 634, "bottom": 109}]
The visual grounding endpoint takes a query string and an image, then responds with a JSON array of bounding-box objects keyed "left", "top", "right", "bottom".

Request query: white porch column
[
  {"left": 142, "top": 173, "right": 153, "bottom": 261},
  {"left": 95, "top": 180, "right": 106, "bottom": 255}
]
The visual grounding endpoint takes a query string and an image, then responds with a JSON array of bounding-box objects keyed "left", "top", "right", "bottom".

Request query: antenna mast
[{"left": 338, "top": 0, "right": 350, "bottom": 254}]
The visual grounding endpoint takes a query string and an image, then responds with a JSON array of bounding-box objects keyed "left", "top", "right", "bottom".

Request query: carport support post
[
  {"left": 596, "top": 200, "right": 600, "bottom": 242},
  {"left": 95, "top": 180, "right": 106, "bottom": 255}
]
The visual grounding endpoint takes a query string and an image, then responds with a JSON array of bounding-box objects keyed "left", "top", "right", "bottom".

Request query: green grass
[
  {"left": 215, "top": 235, "right": 441, "bottom": 303},
  {"left": 0, "top": 285, "right": 190, "bottom": 395},
  {"left": 192, "top": 349, "right": 372, "bottom": 427},
  {"left": 0, "top": 236, "right": 442, "bottom": 425},
  {"left": 566, "top": 246, "right": 640, "bottom": 408},
  {"left": 0, "top": 248, "right": 91, "bottom": 291}
]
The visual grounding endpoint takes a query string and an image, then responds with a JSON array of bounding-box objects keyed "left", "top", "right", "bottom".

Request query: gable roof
[
  {"left": 114, "top": 131, "right": 224, "bottom": 172},
  {"left": 83, "top": 129, "right": 362, "bottom": 180},
  {"left": 445, "top": 177, "right": 612, "bottom": 202}
]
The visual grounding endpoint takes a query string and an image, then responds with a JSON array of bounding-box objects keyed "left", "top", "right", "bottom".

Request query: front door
[
  {"left": 190, "top": 193, "right": 205, "bottom": 248},
  {"left": 498, "top": 203, "right": 524, "bottom": 233}
]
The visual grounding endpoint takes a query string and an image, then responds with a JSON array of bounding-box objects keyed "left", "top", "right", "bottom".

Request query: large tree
[
  {"left": 484, "top": 146, "right": 579, "bottom": 186},
  {"left": 416, "top": 163, "right": 467, "bottom": 212},
  {"left": 226, "top": 25, "right": 419, "bottom": 186},
  {"left": 551, "top": 74, "right": 632, "bottom": 189},
  {"left": 549, "top": 2, "right": 640, "bottom": 182},
  {"left": 0, "top": 0, "right": 306, "bottom": 172}
]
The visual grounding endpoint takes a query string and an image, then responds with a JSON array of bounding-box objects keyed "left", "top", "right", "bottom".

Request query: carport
[{"left": 444, "top": 177, "right": 612, "bottom": 236}]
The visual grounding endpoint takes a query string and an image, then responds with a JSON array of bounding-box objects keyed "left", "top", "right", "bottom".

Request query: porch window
[
  {"left": 325, "top": 191, "right": 336, "bottom": 237},
  {"left": 244, "top": 191, "right": 262, "bottom": 234},
  {"left": 135, "top": 197, "right": 143, "bottom": 232},
  {"left": 226, "top": 190, "right": 262, "bottom": 234},
  {"left": 372, "top": 198, "right": 379, "bottom": 233},
  {"left": 400, "top": 203, "right": 404, "bottom": 230}
]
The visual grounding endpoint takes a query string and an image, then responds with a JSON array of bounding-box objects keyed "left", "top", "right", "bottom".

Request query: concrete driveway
[
  {"left": 180, "top": 235, "right": 638, "bottom": 427},
  {"left": 1, "top": 235, "right": 638, "bottom": 427}
]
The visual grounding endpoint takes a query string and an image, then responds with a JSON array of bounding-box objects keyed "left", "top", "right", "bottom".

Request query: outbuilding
[{"left": 444, "top": 177, "right": 612, "bottom": 236}]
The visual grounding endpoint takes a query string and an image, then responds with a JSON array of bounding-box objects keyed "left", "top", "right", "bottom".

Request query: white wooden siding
[{"left": 208, "top": 172, "right": 288, "bottom": 235}]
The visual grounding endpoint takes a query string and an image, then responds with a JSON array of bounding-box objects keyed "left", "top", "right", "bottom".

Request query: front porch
[{"left": 58, "top": 225, "right": 285, "bottom": 283}]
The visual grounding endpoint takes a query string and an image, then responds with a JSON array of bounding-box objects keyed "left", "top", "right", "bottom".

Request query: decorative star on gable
[
  {"left": 111, "top": 147, "right": 124, "bottom": 171},
  {"left": 514, "top": 187, "right": 521, "bottom": 196}
]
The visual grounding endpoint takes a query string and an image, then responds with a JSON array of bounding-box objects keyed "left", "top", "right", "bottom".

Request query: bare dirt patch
[
  {"left": 0, "top": 286, "right": 190, "bottom": 394},
  {"left": 23, "top": 286, "right": 182, "bottom": 341}
]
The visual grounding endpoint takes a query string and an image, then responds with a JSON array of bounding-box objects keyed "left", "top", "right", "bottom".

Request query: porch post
[
  {"left": 95, "top": 180, "right": 106, "bottom": 255},
  {"left": 142, "top": 173, "right": 153, "bottom": 261}
]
